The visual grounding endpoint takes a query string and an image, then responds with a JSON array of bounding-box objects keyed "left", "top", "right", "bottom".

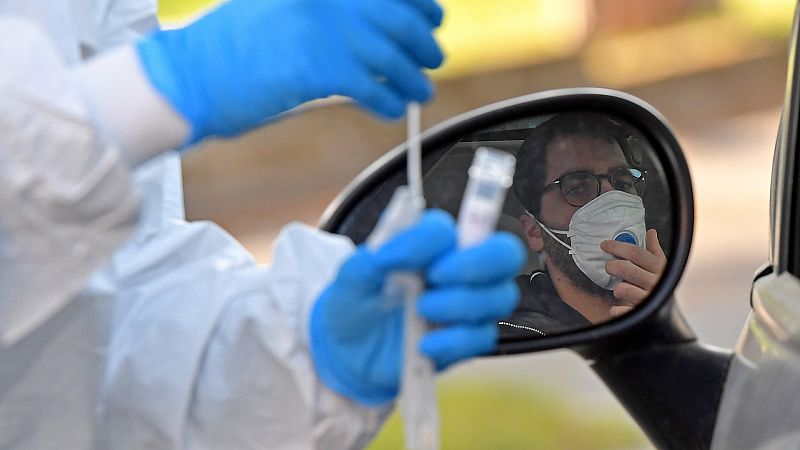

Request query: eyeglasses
[{"left": 542, "top": 167, "right": 647, "bottom": 207}]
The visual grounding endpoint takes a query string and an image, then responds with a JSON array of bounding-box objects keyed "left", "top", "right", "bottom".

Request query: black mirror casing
[
  {"left": 320, "top": 88, "right": 732, "bottom": 449},
  {"left": 321, "top": 88, "right": 693, "bottom": 351}
]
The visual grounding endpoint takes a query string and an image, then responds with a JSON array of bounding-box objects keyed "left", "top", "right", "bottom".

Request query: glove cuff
[
  {"left": 136, "top": 31, "right": 204, "bottom": 146},
  {"left": 309, "top": 289, "right": 398, "bottom": 406}
]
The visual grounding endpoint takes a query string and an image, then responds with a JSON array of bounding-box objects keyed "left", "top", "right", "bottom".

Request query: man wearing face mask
[{"left": 499, "top": 112, "right": 667, "bottom": 338}]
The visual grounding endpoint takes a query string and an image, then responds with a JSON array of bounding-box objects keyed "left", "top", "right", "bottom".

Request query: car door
[{"left": 709, "top": 2, "right": 800, "bottom": 449}]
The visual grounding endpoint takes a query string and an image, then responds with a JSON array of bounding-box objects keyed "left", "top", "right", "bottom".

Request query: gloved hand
[
  {"left": 310, "top": 210, "right": 526, "bottom": 405},
  {"left": 136, "top": 0, "right": 444, "bottom": 144}
]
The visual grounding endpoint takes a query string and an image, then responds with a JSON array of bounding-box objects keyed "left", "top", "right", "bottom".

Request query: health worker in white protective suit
[{"left": 0, "top": 0, "right": 526, "bottom": 448}]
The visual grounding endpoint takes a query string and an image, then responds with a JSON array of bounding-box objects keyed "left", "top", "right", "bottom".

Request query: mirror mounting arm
[{"left": 575, "top": 300, "right": 733, "bottom": 450}]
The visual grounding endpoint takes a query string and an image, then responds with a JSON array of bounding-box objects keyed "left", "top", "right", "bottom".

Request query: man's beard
[{"left": 541, "top": 232, "right": 615, "bottom": 303}]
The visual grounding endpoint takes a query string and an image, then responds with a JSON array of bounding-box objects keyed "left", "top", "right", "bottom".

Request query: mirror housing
[
  {"left": 320, "top": 88, "right": 733, "bottom": 449},
  {"left": 320, "top": 88, "right": 694, "bottom": 354}
]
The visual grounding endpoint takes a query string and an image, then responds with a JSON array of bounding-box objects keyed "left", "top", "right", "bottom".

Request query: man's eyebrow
[
  {"left": 551, "top": 168, "right": 591, "bottom": 183},
  {"left": 549, "top": 164, "right": 632, "bottom": 184}
]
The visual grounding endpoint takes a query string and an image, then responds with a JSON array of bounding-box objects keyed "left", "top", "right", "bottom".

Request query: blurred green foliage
[
  {"left": 367, "top": 380, "right": 648, "bottom": 450},
  {"left": 158, "top": 0, "right": 796, "bottom": 79},
  {"left": 158, "top": 0, "right": 796, "bottom": 38},
  {"left": 722, "top": 0, "right": 795, "bottom": 39},
  {"left": 158, "top": 0, "right": 218, "bottom": 22}
]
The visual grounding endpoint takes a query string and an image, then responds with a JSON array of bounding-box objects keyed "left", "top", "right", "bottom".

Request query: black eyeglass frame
[{"left": 542, "top": 167, "right": 648, "bottom": 207}]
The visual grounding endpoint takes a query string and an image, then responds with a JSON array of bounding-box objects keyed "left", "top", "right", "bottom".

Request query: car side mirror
[
  {"left": 321, "top": 88, "right": 691, "bottom": 347},
  {"left": 320, "top": 88, "right": 731, "bottom": 449}
]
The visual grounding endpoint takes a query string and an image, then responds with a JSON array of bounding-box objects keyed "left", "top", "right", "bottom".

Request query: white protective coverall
[{"left": 0, "top": 1, "right": 387, "bottom": 448}]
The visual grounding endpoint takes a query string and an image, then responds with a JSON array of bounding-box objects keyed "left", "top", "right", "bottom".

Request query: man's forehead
[{"left": 545, "top": 134, "right": 627, "bottom": 180}]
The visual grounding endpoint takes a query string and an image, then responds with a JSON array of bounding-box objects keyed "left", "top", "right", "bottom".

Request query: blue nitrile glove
[
  {"left": 136, "top": 0, "right": 444, "bottom": 144},
  {"left": 310, "top": 210, "right": 526, "bottom": 406}
]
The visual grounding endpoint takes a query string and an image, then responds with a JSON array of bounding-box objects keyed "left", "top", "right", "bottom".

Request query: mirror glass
[{"left": 335, "top": 111, "right": 673, "bottom": 338}]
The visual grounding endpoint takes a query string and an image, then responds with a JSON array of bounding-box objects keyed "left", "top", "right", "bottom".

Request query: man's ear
[{"left": 519, "top": 213, "right": 545, "bottom": 252}]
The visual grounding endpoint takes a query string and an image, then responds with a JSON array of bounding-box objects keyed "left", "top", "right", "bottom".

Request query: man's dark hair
[{"left": 513, "top": 112, "right": 625, "bottom": 215}]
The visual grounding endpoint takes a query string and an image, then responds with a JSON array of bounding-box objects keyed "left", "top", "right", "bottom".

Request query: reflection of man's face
[
  {"left": 524, "top": 133, "right": 630, "bottom": 297},
  {"left": 538, "top": 134, "right": 629, "bottom": 228}
]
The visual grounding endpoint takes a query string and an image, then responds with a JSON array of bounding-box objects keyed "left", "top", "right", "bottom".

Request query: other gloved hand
[
  {"left": 137, "top": 0, "right": 444, "bottom": 144},
  {"left": 310, "top": 210, "right": 526, "bottom": 405}
]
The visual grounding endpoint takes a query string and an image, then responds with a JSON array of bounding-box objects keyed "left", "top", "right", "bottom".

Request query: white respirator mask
[{"left": 530, "top": 190, "right": 646, "bottom": 290}]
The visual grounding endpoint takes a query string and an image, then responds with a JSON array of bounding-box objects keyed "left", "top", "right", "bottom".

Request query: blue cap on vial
[{"left": 614, "top": 231, "right": 638, "bottom": 246}]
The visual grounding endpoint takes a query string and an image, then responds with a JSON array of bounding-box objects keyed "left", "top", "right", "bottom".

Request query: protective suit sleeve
[
  {"left": 0, "top": 17, "right": 140, "bottom": 345},
  {"left": 182, "top": 224, "right": 390, "bottom": 449},
  {"left": 98, "top": 214, "right": 390, "bottom": 449},
  {"left": 75, "top": 44, "right": 190, "bottom": 167}
]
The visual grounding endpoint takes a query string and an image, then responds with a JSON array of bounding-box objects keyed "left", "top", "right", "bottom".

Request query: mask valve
[{"left": 614, "top": 231, "right": 638, "bottom": 246}]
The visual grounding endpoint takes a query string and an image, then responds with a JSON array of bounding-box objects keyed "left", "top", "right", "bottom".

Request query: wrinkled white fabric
[
  {"left": 0, "top": 0, "right": 174, "bottom": 344},
  {"left": 0, "top": 0, "right": 390, "bottom": 448},
  {"left": 0, "top": 16, "right": 139, "bottom": 344},
  {"left": 0, "top": 154, "right": 389, "bottom": 449},
  {"left": 0, "top": 0, "right": 157, "bottom": 63},
  {"left": 93, "top": 155, "right": 388, "bottom": 449}
]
